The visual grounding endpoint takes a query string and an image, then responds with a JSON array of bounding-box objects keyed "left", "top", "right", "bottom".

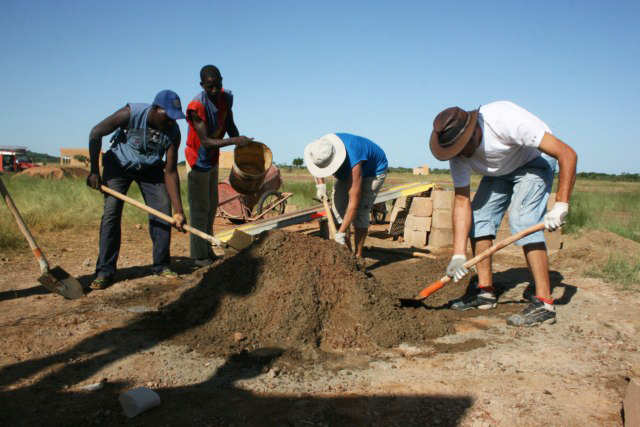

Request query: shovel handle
[
  {"left": 415, "top": 222, "right": 546, "bottom": 301},
  {"left": 461, "top": 222, "right": 546, "bottom": 269},
  {"left": 315, "top": 178, "right": 336, "bottom": 239},
  {"left": 99, "top": 185, "right": 223, "bottom": 247},
  {"left": 0, "top": 176, "right": 50, "bottom": 273}
]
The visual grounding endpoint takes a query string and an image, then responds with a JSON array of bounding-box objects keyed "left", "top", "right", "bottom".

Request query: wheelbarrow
[{"left": 217, "top": 165, "right": 292, "bottom": 223}]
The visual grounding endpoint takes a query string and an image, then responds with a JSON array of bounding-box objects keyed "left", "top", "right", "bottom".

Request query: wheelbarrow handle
[
  {"left": 99, "top": 185, "right": 224, "bottom": 247},
  {"left": 0, "top": 176, "right": 50, "bottom": 273}
]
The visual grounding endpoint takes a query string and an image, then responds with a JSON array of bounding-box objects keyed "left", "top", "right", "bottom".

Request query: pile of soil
[
  {"left": 552, "top": 230, "right": 640, "bottom": 272},
  {"left": 161, "top": 230, "right": 469, "bottom": 358},
  {"left": 18, "top": 166, "right": 88, "bottom": 179}
]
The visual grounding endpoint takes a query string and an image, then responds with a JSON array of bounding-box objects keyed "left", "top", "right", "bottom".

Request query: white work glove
[
  {"left": 334, "top": 231, "right": 346, "bottom": 245},
  {"left": 544, "top": 202, "right": 569, "bottom": 232},
  {"left": 316, "top": 183, "right": 327, "bottom": 200},
  {"left": 446, "top": 255, "right": 469, "bottom": 282}
]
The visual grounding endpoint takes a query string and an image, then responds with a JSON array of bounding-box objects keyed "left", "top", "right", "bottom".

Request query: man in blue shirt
[{"left": 304, "top": 133, "right": 388, "bottom": 258}]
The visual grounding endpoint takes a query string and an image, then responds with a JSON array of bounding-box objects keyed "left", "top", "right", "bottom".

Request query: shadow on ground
[{"left": 0, "top": 249, "right": 474, "bottom": 424}]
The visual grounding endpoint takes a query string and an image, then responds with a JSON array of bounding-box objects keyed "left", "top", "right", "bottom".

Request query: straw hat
[{"left": 303, "top": 133, "right": 347, "bottom": 178}]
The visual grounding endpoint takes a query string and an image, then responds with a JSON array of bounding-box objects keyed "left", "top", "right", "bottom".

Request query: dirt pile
[
  {"left": 19, "top": 166, "right": 88, "bottom": 179},
  {"left": 162, "top": 230, "right": 469, "bottom": 357},
  {"left": 551, "top": 230, "right": 640, "bottom": 272}
]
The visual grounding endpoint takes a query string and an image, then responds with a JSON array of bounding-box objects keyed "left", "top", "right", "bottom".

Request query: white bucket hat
[{"left": 303, "top": 133, "right": 347, "bottom": 178}]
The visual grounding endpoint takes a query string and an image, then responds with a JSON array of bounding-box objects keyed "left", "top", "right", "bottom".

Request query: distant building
[
  {"left": 219, "top": 151, "right": 234, "bottom": 169},
  {"left": 413, "top": 164, "right": 429, "bottom": 175},
  {"left": 60, "top": 148, "right": 101, "bottom": 167}
]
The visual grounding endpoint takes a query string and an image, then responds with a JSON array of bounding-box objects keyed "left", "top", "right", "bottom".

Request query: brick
[
  {"left": 624, "top": 378, "right": 640, "bottom": 427},
  {"left": 388, "top": 205, "right": 406, "bottom": 234},
  {"left": 496, "top": 229, "right": 511, "bottom": 242},
  {"left": 405, "top": 214, "right": 431, "bottom": 231},
  {"left": 544, "top": 229, "right": 563, "bottom": 251},
  {"left": 432, "top": 190, "right": 453, "bottom": 210},
  {"left": 428, "top": 228, "right": 453, "bottom": 248},
  {"left": 408, "top": 197, "right": 433, "bottom": 217},
  {"left": 394, "top": 196, "right": 408, "bottom": 210},
  {"left": 431, "top": 209, "right": 452, "bottom": 229},
  {"left": 403, "top": 228, "right": 428, "bottom": 247}
]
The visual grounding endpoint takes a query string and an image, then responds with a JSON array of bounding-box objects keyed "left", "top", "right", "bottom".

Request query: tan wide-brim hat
[
  {"left": 429, "top": 107, "right": 479, "bottom": 161},
  {"left": 303, "top": 133, "right": 347, "bottom": 178}
]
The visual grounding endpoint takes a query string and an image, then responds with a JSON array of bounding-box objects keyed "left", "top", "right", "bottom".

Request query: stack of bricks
[
  {"left": 428, "top": 190, "right": 456, "bottom": 248},
  {"left": 403, "top": 196, "right": 433, "bottom": 247}
]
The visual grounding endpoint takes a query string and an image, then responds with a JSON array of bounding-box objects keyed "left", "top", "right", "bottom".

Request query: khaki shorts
[{"left": 332, "top": 172, "right": 387, "bottom": 228}]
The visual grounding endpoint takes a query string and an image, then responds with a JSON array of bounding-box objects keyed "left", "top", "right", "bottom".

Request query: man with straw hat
[
  {"left": 429, "top": 101, "right": 577, "bottom": 326},
  {"left": 304, "top": 133, "right": 388, "bottom": 258}
]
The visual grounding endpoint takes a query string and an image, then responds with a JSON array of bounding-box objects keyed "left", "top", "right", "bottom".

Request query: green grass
[
  {"left": 564, "top": 189, "right": 640, "bottom": 242},
  {"left": 587, "top": 252, "right": 640, "bottom": 291},
  {"left": 2, "top": 170, "right": 639, "bottom": 254},
  {"left": 0, "top": 174, "right": 190, "bottom": 251}
]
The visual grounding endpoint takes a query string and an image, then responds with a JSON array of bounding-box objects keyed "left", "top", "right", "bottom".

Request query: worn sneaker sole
[
  {"left": 507, "top": 316, "right": 557, "bottom": 327},
  {"left": 451, "top": 302, "right": 497, "bottom": 311}
]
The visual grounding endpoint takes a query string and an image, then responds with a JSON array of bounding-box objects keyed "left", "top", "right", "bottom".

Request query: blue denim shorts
[{"left": 470, "top": 154, "right": 557, "bottom": 246}]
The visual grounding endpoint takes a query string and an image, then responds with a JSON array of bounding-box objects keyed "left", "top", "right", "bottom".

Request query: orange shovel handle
[{"left": 415, "top": 276, "right": 450, "bottom": 300}]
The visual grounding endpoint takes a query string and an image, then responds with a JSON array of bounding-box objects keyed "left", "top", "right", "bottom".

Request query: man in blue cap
[{"left": 86, "top": 90, "right": 187, "bottom": 289}]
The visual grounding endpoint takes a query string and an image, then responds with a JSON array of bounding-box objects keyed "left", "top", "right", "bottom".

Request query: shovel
[
  {"left": 401, "top": 222, "right": 546, "bottom": 306},
  {"left": 315, "top": 178, "right": 337, "bottom": 239},
  {"left": 0, "top": 176, "right": 84, "bottom": 299},
  {"left": 99, "top": 185, "right": 251, "bottom": 251}
]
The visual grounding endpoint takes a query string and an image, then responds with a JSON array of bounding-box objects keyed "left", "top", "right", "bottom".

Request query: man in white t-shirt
[{"left": 429, "top": 101, "right": 577, "bottom": 326}]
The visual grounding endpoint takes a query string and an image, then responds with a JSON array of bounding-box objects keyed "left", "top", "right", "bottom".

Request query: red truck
[{"left": 0, "top": 146, "right": 33, "bottom": 173}]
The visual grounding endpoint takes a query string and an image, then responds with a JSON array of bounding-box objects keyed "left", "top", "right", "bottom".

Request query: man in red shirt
[{"left": 186, "top": 65, "right": 252, "bottom": 266}]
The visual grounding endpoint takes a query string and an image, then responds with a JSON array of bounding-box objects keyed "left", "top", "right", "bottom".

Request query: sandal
[{"left": 90, "top": 276, "right": 113, "bottom": 290}]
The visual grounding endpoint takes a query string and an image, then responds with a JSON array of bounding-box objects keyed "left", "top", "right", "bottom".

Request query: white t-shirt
[{"left": 450, "top": 101, "right": 551, "bottom": 188}]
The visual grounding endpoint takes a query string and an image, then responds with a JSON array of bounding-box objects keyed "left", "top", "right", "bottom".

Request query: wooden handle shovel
[
  {"left": 315, "top": 179, "right": 336, "bottom": 239},
  {"left": 405, "top": 222, "right": 546, "bottom": 304},
  {"left": 0, "top": 176, "right": 84, "bottom": 299},
  {"left": 99, "top": 185, "right": 227, "bottom": 248}
]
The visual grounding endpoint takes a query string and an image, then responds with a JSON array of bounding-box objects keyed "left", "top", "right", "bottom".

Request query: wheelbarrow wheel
[
  {"left": 257, "top": 190, "right": 286, "bottom": 218},
  {"left": 371, "top": 202, "right": 387, "bottom": 224}
]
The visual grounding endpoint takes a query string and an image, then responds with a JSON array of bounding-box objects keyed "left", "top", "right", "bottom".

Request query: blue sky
[{"left": 1, "top": 0, "right": 638, "bottom": 173}]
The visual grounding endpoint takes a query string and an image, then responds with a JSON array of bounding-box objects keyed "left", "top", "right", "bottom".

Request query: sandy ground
[{"left": 0, "top": 219, "right": 638, "bottom": 426}]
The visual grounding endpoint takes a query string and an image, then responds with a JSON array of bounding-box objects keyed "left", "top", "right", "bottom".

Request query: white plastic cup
[{"left": 119, "top": 387, "right": 161, "bottom": 418}]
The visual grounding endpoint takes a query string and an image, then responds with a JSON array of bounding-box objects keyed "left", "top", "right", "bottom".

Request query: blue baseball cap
[{"left": 152, "top": 90, "right": 186, "bottom": 120}]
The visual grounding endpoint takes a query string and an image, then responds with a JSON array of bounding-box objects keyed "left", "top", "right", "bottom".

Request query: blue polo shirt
[{"left": 333, "top": 133, "right": 388, "bottom": 181}]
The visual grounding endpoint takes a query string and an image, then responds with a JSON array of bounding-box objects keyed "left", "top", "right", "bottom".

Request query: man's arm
[
  {"left": 188, "top": 111, "right": 250, "bottom": 149},
  {"left": 452, "top": 185, "right": 472, "bottom": 255},
  {"left": 537, "top": 133, "right": 577, "bottom": 203},
  {"left": 226, "top": 109, "right": 240, "bottom": 138},
  {"left": 86, "top": 106, "right": 130, "bottom": 189},
  {"left": 164, "top": 130, "right": 186, "bottom": 231},
  {"left": 337, "top": 163, "right": 363, "bottom": 233},
  {"left": 537, "top": 132, "right": 577, "bottom": 231}
]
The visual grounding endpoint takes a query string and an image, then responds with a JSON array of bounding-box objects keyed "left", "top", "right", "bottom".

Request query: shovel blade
[{"left": 37, "top": 266, "right": 85, "bottom": 299}]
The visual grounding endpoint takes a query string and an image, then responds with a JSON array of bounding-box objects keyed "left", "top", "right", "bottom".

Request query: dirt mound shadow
[
  {"left": 159, "top": 230, "right": 469, "bottom": 359},
  {"left": 19, "top": 166, "right": 88, "bottom": 179}
]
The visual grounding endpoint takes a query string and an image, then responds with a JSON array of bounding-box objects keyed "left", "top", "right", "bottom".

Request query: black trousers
[{"left": 95, "top": 152, "right": 171, "bottom": 278}]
